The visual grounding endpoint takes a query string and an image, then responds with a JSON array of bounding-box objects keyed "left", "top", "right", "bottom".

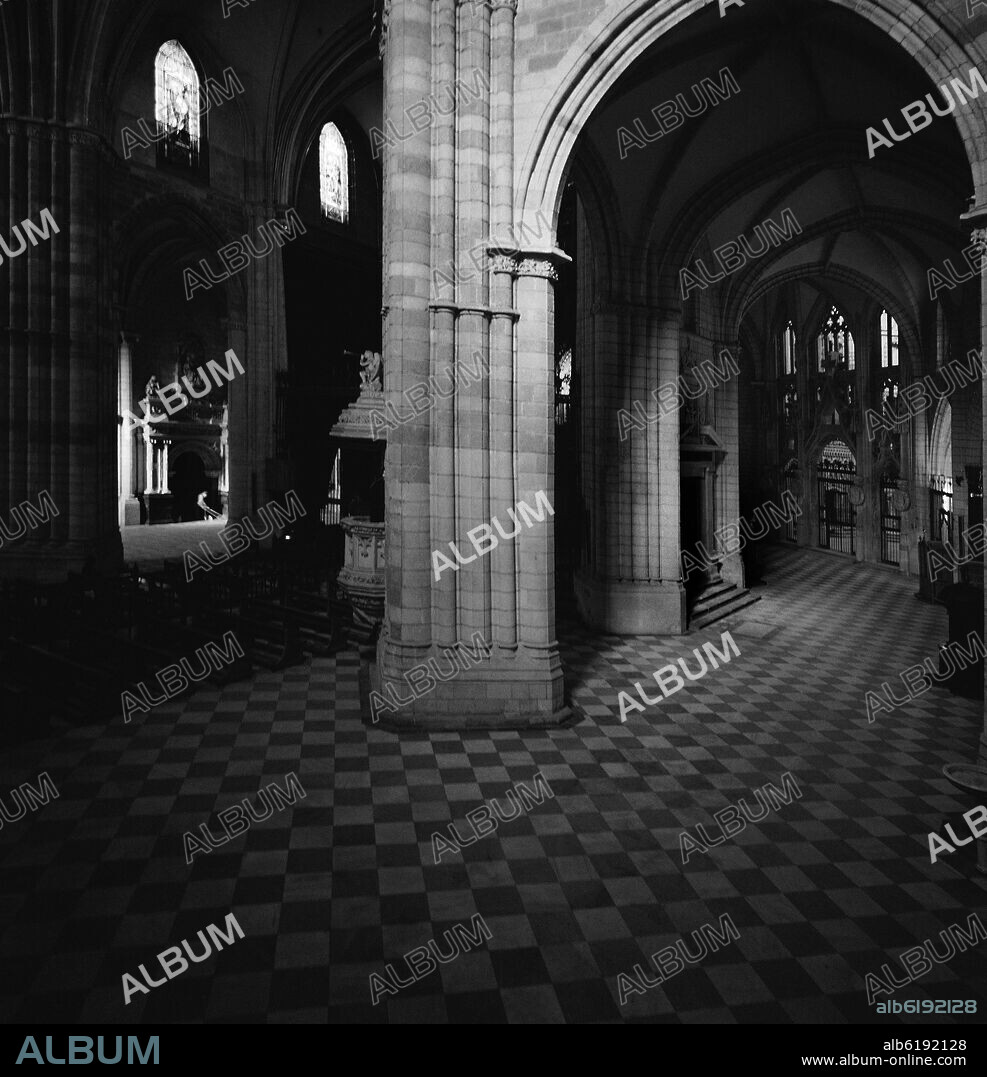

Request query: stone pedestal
[
  {"left": 337, "top": 516, "right": 386, "bottom": 638},
  {"left": 942, "top": 764, "right": 987, "bottom": 876},
  {"left": 122, "top": 498, "right": 142, "bottom": 527},
  {"left": 143, "top": 493, "right": 175, "bottom": 526},
  {"left": 574, "top": 571, "right": 685, "bottom": 635}
]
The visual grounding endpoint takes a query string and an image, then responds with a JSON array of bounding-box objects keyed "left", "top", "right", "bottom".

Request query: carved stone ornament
[
  {"left": 377, "top": 0, "right": 390, "bottom": 60},
  {"left": 891, "top": 482, "right": 912, "bottom": 513},
  {"left": 516, "top": 257, "right": 559, "bottom": 282},
  {"left": 331, "top": 350, "right": 387, "bottom": 440},
  {"left": 359, "top": 351, "right": 383, "bottom": 396}
]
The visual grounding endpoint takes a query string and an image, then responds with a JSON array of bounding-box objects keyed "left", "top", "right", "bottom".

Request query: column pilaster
[
  {"left": 0, "top": 121, "right": 116, "bottom": 580},
  {"left": 374, "top": 0, "right": 568, "bottom": 727},
  {"left": 960, "top": 217, "right": 987, "bottom": 754},
  {"left": 118, "top": 330, "right": 141, "bottom": 526},
  {"left": 574, "top": 301, "right": 686, "bottom": 634}
]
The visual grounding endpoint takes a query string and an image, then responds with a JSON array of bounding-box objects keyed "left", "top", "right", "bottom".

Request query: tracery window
[
  {"left": 155, "top": 41, "right": 201, "bottom": 168},
  {"left": 556, "top": 348, "right": 573, "bottom": 426},
  {"left": 778, "top": 321, "right": 798, "bottom": 456},
  {"left": 319, "top": 123, "right": 349, "bottom": 224},
  {"left": 557, "top": 349, "right": 572, "bottom": 397},
  {"left": 781, "top": 321, "right": 796, "bottom": 376},
  {"left": 880, "top": 310, "right": 899, "bottom": 368},
  {"left": 877, "top": 309, "right": 901, "bottom": 433},
  {"left": 816, "top": 307, "right": 854, "bottom": 372}
]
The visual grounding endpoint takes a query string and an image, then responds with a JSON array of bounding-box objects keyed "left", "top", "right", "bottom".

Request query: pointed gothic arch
[{"left": 517, "top": 0, "right": 985, "bottom": 233}]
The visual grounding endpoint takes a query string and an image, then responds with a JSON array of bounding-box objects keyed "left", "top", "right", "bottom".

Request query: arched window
[
  {"left": 781, "top": 321, "right": 796, "bottom": 375},
  {"left": 555, "top": 348, "right": 573, "bottom": 426},
  {"left": 935, "top": 302, "right": 948, "bottom": 368},
  {"left": 876, "top": 310, "right": 901, "bottom": 431},
  {"left": 778, "top": 320, "right": 798, "bottom": 455},
  {"left": 817, "top": 307, "right": 854, "bottom": 371},
  {"left": 155, "top": 41, "right": 201, "bottom": 168},
  {"left": 557, "top": 349, "right": 572, "bottom": 398},
  {"left": 880, "top": 310, "right": 899, "bottom": 368},
  {"left": 319, "top": 123, "right": 349, "bottom": 224}
]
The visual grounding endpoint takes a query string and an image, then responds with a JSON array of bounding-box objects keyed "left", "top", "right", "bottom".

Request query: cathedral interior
[{"left": 0, "top": 0, "right": 985, "bottom": 1031}]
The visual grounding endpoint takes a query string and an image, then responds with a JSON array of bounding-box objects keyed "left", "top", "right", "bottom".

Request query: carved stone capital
[
  {"left": 67, "top": 129, "right": 101, "bottom": 147},
  {"left": 511, "top": 244, "right": 571, "bottom": 283},
  {"left": 460, "top": 0, "right": 518, "bottom": 11},
  {"left": 516, "top": 257, "right": 559, "bottom": 282}
]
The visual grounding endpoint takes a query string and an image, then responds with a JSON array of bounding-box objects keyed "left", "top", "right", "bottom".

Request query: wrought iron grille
[
  {"left": 817, "top": 459, "right": 856, "bottom": 554},
  {"left": 321, "top": 450, "right": 342, "bottom": 527},
  {"left": 782, "top": 462, "right": 799, "bottom": 542},
  {"left": 880, "top": 478, "right": 900, "bottom": 566},
  {"left": 928, "top": 474, "right": 954, "bottom": 546}
]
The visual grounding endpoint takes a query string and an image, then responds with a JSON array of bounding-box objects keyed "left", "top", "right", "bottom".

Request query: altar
[{"left": 135, "top": 376, "right": 229, "bottom": 525}]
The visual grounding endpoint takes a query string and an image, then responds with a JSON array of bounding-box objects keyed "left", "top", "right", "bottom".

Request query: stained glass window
[
  {"left": 319, "top": 123, "right": 349, "bottom": 223},
  {"left": 816, "top": 307, "right": 854, "bottom": 372},
  {"left": 781, "top": 321, "right": 796, "bottom": 375},
  {"left": 557, "top": 349, "right": 572, "bottom": 397},
  {"left": 880, "top": 310, "right": 899, "bottom": 368},
  {"left": 555, "top": 348, "right": 573, "bottom": 426},
  {"left": 322, "top": 449, "right": 343, "bottom": 526},
  {"left": 778, "top": 322, "right": 798, "bottom": 455},
  {"left": 155, "top": 41, "right": 200, "bottom": 166}
]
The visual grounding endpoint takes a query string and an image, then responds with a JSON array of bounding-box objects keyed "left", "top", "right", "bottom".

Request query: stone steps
[{"left": 690, "top": 582, "right": 761, "bottom": 630}]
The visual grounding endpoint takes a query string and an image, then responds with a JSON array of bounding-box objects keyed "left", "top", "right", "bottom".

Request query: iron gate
[
  {"left": 818, "top": 460, "right": 856, "bottom": 554},
  {"left": 880, "top": 478, "right": 900, "bottom": 566},
  {"left": 782, "top": 462, "right": 799, "bottom": 542},
  {"left": 928, "top": 475, "right": 954, "bottom": 546}
]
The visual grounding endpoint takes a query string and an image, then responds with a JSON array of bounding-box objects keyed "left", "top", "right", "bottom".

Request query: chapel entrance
[
  {"left": 681, "top": 470, "right": 711, "bottom": 601},
  {"left": 171, "top": 452, "right": 209, "bottom": 522}
]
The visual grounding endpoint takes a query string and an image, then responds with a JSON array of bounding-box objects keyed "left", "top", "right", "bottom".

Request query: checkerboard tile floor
[{"left": 0, "top": 547, "right": 984, "bottom": 1024}]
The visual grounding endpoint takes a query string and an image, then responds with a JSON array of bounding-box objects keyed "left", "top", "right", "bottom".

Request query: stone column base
[
  {"left": 574, "top": 569, "right": 685, "bottom": 635},
  {"left": 121, "top": 498, "right": 142, "bottom": 527},
  {"left": 371, "top": 640, "right": 571, "bottom": 731}
]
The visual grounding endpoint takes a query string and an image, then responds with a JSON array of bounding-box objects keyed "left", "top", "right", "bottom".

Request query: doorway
[
  {"left": 171, "top": 452, "right": 208, "bottom": 522},
  {"left": 681, "top": 474, "right": 707, "bottom": 602},
  {"left": 681, "top": 455, "right": 721, "bottom": 610}
]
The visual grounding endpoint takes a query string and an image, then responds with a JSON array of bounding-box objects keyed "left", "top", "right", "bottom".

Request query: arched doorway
[{"left": 114, "top": 200, "right": 244, "bottom": 534}]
